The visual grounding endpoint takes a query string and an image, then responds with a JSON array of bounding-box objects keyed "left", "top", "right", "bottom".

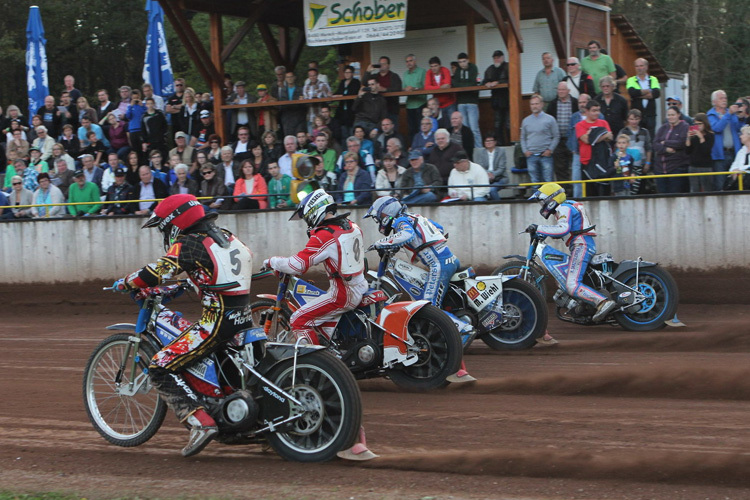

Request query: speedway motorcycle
[
  {"left": 366, "top": 248, "right": 548, "bottom": 351},
  {"left": 495, "top": 231, "right": 680, "bottom": 331},
  {"left": 83, "top": 282, "right": 362, "bottom": 462},
  {"left": 250, "top": 269, "right": 463, "bottom": 391}
]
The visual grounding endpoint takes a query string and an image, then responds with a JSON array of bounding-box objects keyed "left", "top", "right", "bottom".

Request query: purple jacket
[{"left": 653, "top": 120, "right": 689, "bottom": 174}]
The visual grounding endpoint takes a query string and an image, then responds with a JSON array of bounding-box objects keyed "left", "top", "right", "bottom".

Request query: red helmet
[{"left": 142, "top": 194, "right": 206, "bottom": 250}]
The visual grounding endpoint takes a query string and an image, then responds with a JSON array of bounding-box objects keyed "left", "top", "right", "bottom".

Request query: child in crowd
[
  {"left": 28, "top": 147, "right": 49, "bottom": 174},
  {"left": 81, "top": 131, "right": 107, "bottom": 165},
  {"left": 610, "top": 134, "right": 639, "bottom": 196},
  {"left": 422, "top": 105, "right": 438, "bottom": 133},
  {"left": 267, "top": 161, "right": 292, "bottom": 209}
]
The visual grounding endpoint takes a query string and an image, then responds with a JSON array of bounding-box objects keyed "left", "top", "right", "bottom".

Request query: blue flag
[
  {"left": 143, "top": 0, "right": 174, "bottom": 97},
  {"left": 26, "top": 6, "right": 49, "bottom": 120}
]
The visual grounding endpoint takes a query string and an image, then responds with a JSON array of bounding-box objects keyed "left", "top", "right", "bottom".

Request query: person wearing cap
[
  {"left": 447, "top": 151, "right": 490, "bottom": 201},
  {"left": 170, "top": 131, "right": 196, "bottom": 168},
  {"left": 31, "top": 172, "right": 64, "bottom": 218},
  {"left": 665, "top": 96, "right": 693, "bottom": 125},
  {"left": 101, "top": 167, "right": 134, "bottom": 215},
  {"left": 193, "top": 110, "right": 215, "bottom": 150},
  {"left": 28, "top": 146, "right": 49, "bottom": 175},
  {"left": 68, "top": 169, "right": 102, "bottom": 216},
  {"left": 521, "top": 94, "right": 559, "bottom": 184},
  {"left": 401, "top": 150, "right": 441, "bottom": 204},
  {"left": 253, "top": 84, "right": 278, "bottom": 137},
  {"left": 227, "top": 80, "right": 256, "bottom": 140},
  {"left": 626, "top": 58, "right": 662, "bottom": 137}
]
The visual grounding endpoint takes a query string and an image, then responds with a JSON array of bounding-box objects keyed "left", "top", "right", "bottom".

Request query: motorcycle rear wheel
[
  {"left": 387, "top": 304, "right": 463, "bottom": 391},
  {"left": 82, "top": 333, "right": 167, "bottom": 447},
  {"left": 481, "top": 278, "right": 548, "bottom": 350},
  {"left": 265, "top": 351, "right": 362, "bottom": 462},
  {"left": 613, "top": 266, "right": 679, "bottom": 331}
]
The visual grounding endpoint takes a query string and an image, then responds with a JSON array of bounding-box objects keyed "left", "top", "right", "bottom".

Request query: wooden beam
[
  {"left": 289, "top": 28, "right": 306, "bottom": 70},
  {"left": 506, "top": 0, "right": 521, "bottom": 142},
  {"left": 497, "top": 0, "right": 523, "bottom": 52},
  {"left": 161, "top": 0, "right": 224, "bottom": 87},
  {"left": 209, "top": 12, "right": 226, "bottom": 142},
  {"left": 466, "top": 15, "right": 476, "bottom": 63},
  {"left": 461, "top": 0, "right": 496, "bottom": 26},
  {"left": 541, "top": 0, "right": 566, "bottom": 60},
  {"left": 278, "top": 26, "right": 289, "bottom": 62},
  {"left": 221, "top": 10, "right": 263, "bottom": 63},
  {"left": 488, "top": 0, "right": 508, "bottom": 45},
  {"left": 257, "top": 22, "right": 286, "bottom": 68}
]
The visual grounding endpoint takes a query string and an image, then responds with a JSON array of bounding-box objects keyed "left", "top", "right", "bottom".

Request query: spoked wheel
[
  {"left": 265, "top": 351, "right": 362, "bottom": 462},
  {"left": 492, "top": 260, "right": 548, "bottom": 299},
  {"left": 481, "top": 278, "right": 548, "bottom": 351},
  {"left": 249, "top": 299, "right": 292, "bottom": 342},
  {"left": 82, "top": 333, "right": 167, "bottom": 447},
  {"left": 387, "top": 304, "right": 463, "bottom": 391},
  {"left": 614, "top": 266, "right": 679, "bottom": 331}
]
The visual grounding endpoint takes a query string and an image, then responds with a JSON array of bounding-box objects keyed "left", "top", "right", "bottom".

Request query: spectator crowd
[{"left": 2, "top": 43, "right": 749, "bottom": 220}]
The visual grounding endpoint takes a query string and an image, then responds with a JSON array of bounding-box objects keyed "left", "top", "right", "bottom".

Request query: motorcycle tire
[
  {"left": 492, "top": 260, "right": 548, "bottom": 300},
  {"left": 265, "top": 351, "right": 362, "bottom": 462},
  {"left": 613, "top": 266, "right": 679, "bottom": 331},
  {"left": 481, "top": 278, "right": 548, "bottom": 351},
  {"left": 250, "top": 299, "right": 292, "bottom": 342},
  {"left": 387, "top": 304, "right": 463, "bottom": 391},
  {"left": 82, "top": 333, "right": 167, "bottom": 447}
]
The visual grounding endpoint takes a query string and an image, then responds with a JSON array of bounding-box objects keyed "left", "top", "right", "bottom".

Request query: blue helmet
[{"left": 364, "top": 196, "right": 406, "bottom": 235}]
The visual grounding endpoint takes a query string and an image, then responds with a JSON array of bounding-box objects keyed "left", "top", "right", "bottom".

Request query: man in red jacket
[{"left": 425, "top": 57, "right": 456, "bottom": 126}]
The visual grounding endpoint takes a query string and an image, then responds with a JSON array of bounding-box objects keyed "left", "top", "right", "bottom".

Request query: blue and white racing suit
[
  {"left": 536, "top": 200, "right": 606, "bottom": 306},
  {"left": 372, "top": 213, "right": 458, "bottom": 307}
]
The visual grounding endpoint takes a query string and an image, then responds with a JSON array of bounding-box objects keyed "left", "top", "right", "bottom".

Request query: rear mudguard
[
  {"left": 502, "top": 254, "right": 527, "bottom": 261},
  {"left": 377, "top": 300, "right": 431, "bottom": 367},
  {"left": 255, "top": 293, "right": 277, "bottom": 301},
  {"left": 367, "top": 270, "right": 399, "bottom": 293},
  {"left": 610, "top": 260, "right": 658, "bottom": 281}
]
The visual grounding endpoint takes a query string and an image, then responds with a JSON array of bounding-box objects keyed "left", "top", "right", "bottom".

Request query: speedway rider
[
  {"left": 527, "top": 182, "right": 617, "bottom": 322},
  {"left": 263, "top": 188, "right": 376, "bottom": 461},
  {"left": 364, "top": 196, "right": 475, "bottom": 382},
  {"left": 114, "top": 193, "right": 254, "bottom": 457}
]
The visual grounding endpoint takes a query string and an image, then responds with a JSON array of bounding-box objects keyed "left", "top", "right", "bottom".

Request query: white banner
[{"left": 304, "top": 0, "right": 408, "bottom": 46}]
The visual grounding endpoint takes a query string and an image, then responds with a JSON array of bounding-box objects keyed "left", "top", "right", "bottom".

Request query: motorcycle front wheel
[
  {"left": 613, "top": 266, "right": 679, "bottom": 331},
  {"left": 82, "top": 333, "right": 167, "bottom": 447},
  {"left": 481, "top": 278, "right": 548, "bottom": 350},
  {"left": 265, "top": 351, "right": 362, "bottom": 462},
  {"left": 387, "top": 304, "right": 463, "bottom": 391},
  {"left": 492, "top": 260, "right": 548, "bottom": 300}
]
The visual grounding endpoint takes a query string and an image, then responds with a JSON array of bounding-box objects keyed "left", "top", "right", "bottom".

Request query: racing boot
[
  {"left": 181, "top": 408, "right": 218, "bottom": 457},
  {"left": 592, "top": 299, "right": 618, "bottom": 323},
  {"left": 337, "top": 426, "right": 379, "bottom": 461},
  {"left": 446, "top": 360, "right": 477, "bottom": 383}
]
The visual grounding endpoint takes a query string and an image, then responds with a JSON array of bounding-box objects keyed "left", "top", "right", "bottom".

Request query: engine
[
  {"left": 553, "top": 289, "right": 579, "bottom": 311},
  {"left": 213, "top": 390, "right": 259, "bottom": 434},
  {"left": 340, "top": 339, "right": 381, "bottom": 372}
]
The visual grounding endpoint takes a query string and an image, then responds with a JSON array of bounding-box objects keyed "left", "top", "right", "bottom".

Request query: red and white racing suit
[{"left": 268, "top": 216, "right": 368, "bottom": 344}]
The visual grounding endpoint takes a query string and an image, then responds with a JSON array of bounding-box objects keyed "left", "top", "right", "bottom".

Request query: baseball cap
[
  {"left": 235, "top": 80, "right": 246, "bottom": 87},
  {"left": 451, "top": 151, "right": 469, "bottom": 163},
  {"left": 257, "top": 84, "right": 267, "bottom": 91},
  {"left": 200, "top": 110, "right": 210, "bottom": 118},
  {"left": 73, "top": 169, "right": 85, "bottom": 178},
  {"left": 492, "top": 50, "right": 505, "bottom": 58},
  {"left": 175, "top": 131, "right": 189, "bottom": 140},
  {"left": 114, "top": 168, "right": 126, "bottom": 177},
  {"left": 666, "top": 96, "right": 682, "bottom": 103},
  {"left": 29, "top": 146, "right": 40, "bottom": 153},
  {"left": 408, "top": 150, "right": 423, "bottom": 160}
]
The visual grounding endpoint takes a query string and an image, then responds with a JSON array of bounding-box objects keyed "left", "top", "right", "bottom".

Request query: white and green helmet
[{"left": 289, "top": 189, "right": 337, "bottom": 228}]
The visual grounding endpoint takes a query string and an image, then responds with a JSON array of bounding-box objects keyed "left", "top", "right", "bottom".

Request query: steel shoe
[
  {"left": 592, "top": 299, "right": 617, "bottom": 323},
  {"left": 181, "top": 408, "right": 218, "bottom": 457}
]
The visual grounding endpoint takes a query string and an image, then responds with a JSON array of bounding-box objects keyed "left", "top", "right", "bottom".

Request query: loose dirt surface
[{"left": 2, "top": 272, "right": 750, "bottom": 500}]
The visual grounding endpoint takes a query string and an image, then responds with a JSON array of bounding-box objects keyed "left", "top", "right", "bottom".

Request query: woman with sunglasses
[
  {"left": 198, "top": 164, "right": 226, "bottom": 212},
  {"left": 204, "top": 134, "right": 223, "bottom": 164}
]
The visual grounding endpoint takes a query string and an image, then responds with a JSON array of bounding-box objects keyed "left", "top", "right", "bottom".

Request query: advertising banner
[{"left": 304, "top": 0, "right": 408, "bottom": 46}]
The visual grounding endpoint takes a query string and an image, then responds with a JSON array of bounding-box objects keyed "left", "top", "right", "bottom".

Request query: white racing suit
[
  {"left": 536, "top": 200, "right": 606, "bottom": 306},
  {"left": 268, "top": 215, "right": 368, "bottom": 344}
]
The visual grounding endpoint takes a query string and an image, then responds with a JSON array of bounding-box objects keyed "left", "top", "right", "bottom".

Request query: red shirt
[
  {"left": 425, "top": 67, "right": 456, "bottom": 108},
  {"left": 575, "top": 118, "right": 611, "bottom": 164}
]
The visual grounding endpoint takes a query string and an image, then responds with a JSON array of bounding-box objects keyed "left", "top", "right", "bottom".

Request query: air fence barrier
[{"left": 1, "top": 171, "right": 748, "bottom": 283}]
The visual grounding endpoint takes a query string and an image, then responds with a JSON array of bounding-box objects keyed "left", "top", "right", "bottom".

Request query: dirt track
[{"left": 2, "top": 276, "right": 750, "bottom": 500}]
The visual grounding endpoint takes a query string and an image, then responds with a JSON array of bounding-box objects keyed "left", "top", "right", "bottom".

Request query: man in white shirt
[
  {"left": 447, "top": 151, "right": 490, "bottom": 201},
  {"left": 278, "top": 135, "right": 299, "bottom": 178}
]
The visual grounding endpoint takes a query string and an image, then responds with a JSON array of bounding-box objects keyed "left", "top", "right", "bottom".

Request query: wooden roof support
[
  {"left": 160, "top": 0, "right": 224, "bottom": 88},
  {"left": 258, "top": 21, "right": 287, "bottom": 69},
  {"left": 221, "top": 6, "right": 266, "bottom": 63},
  {"left": 209, "top": 12, "right": 226, "bottom": 141},
  {"left": 461, "top": 0, "right": 497, "bottom": 27},
  {"left": 487, "top": 0, "right": 508, "bottom": 47},
  {"left": 541, "top": 0, "right": 566, "bottom": 60},
  {"left": 289, "top": 29, "right": 306, "bottom": 69},
  {"left": 495, "top": 0, "right": 523, "bottom": 52}
]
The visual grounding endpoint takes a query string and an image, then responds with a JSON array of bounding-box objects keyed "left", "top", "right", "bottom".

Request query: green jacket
[
  {"left": 268, "top": 174, "right": 292, "bottom": 208},
  {"left": 453, "top": 63, "right": 479, "bottom": 105},
  {"left": 67, "top": 181, "right": 102, "bottom": 215},
  {"left": 403, "top": 67, "right": 427, "bottom": 109}
]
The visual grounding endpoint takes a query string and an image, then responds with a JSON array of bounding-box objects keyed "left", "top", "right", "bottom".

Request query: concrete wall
[{"left": 3, "top": 193, "right": 749, "bottom": 283}]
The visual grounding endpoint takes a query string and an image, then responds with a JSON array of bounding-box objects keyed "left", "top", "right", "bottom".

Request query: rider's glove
[
  {"left": 112, "top": 278, "right": 128, "bottom": 293},
  {"left": 262, "top": 259, "right": 272, "bottom": 271},
  {"left": 525, "top": 224, "right": 538, "bottom": 234}
]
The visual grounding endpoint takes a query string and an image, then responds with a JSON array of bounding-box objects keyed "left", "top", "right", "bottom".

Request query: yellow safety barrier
[{"left": 519, "top": 170, "right": 745, "bottom": 197}]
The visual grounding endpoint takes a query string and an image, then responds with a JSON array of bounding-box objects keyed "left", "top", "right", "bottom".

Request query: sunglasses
[
  {"left": 210, "top": 141, "right": 219, "bottom": 144},
  {"left": 202, "top": 170, "right": 215, "bottom": 175},
  {"left": 566, "top": 63, "right": 577, "bottom": 66},
  {"left": 12, "top": 182, "right": 21, "bottom": 185}
]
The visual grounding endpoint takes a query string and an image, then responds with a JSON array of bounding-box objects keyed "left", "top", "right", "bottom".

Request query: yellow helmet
[{"left": 530, "top": 182, "right": 566, "bottom": 219}]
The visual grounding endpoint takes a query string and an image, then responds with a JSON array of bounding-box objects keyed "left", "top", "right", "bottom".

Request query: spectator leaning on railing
[{"left": 31, "top": 172, "right": 64, "bottom": 218}]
